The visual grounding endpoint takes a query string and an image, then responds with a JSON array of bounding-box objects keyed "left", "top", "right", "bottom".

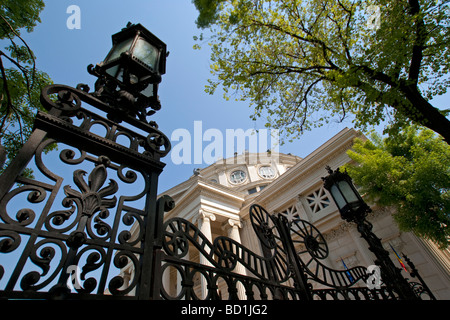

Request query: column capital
[
  {"left": 198, "top": 209, "right": 216, "bottom": 222},
  {"left": 221, "top": 218, "right": 242, "bottom": 231},
  {"left": 227, "top": 218, "right": 242, "bottom": 229}
]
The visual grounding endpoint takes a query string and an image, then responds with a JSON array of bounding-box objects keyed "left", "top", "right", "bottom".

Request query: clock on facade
[
  {"left": 230, "top": 170, "right": 246, "bottom": 184},
  {"left": 259, "top": 166, "right": 275, "bottom": 179}
]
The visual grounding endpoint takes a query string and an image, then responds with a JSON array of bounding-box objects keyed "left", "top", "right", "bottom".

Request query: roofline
[{"left": 240, "top": 127, "right": 364, "bottom": 216}]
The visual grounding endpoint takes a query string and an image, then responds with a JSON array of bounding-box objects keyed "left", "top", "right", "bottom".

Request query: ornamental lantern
[
  {"left": 89, "top": 22, "right": 167, "bottom": 120},
  {"left": 322, "top": 166, "right": 371, "bottom": 223}
]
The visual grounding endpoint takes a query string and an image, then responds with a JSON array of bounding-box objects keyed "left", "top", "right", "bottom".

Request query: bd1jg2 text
[{"left": 180, "top": 304, "right": 268, "bottom": 317}]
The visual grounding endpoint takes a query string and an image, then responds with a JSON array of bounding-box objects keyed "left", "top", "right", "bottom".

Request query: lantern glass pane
[
  {"left": 330, "top": 185, "right": 346, "bottom": 209},
  {"left": 105, "top": 65, "right": 124, "bottom": 82},
  {"left": 133, "top": 38, "right": 159, "bottom": 70},
  {"left": 141, "top": 83, "right": 153, "bottom": 97},
  {"left": 106, "top": 38, "right": 134, "bottom": 63},
  {"left": 338, "top": 181, "right": 359, "bottom": 203}
]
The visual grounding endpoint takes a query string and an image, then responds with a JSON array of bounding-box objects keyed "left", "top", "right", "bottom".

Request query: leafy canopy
[
  {"left": 345, "top": 125, "right": 450, "bottom": 249},
  {"left": 0, "top": 0, "right": 54, "bottom": 176},
  {"left": 194, "top": 0, "right": 450, "bottom": 143}
]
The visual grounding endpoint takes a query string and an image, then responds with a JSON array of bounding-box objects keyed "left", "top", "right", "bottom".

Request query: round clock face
[
  {"left": 259, "top": 166, "right": 275, "bottom": 179},
  {"left": 230, "top": 170, "right": 246, "bottom": 184}
]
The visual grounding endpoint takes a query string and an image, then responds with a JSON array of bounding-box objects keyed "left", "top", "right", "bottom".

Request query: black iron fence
[{"left": 0, "top": 84, "right": 434, "bottom": 300}]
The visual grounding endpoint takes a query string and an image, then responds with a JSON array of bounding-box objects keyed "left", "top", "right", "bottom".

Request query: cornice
[
  {"left": 162, "top": 177, "right": 246, "bottom": 221},
  {"left": 251, "top": 128, "right": 363, "bottom": 205},
  {"left": 239, "top": 128, "right": 364, "bottom": 220}
]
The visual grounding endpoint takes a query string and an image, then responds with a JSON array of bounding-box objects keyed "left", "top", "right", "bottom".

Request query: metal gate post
[
  {"left": 323, "top": 166, "right": 420, "bottom": 300},
  {"left": 137, "top": 171, "right": 162, "bottom": 300},
  {"left": 274, "top": 214, "right": 313, "bottom": 301},
  {"left": 140, "top": 194, "right": 175, "bottom": 300},
  {"left": 0, "top": 24, "right": 172, "bottom": 300}
]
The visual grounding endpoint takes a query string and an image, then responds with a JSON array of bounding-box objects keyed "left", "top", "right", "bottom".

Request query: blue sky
[{"left": 19, "top": 0, "right": 449, "bottom": 193}]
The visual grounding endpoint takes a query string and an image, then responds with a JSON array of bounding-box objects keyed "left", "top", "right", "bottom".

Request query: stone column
[
  {"left": 198, "top": 210, "right": 216, "bottom": 245},
  {"left": 226, "top": 218, "right": 247, "bottom": 300},
  {"left": 197, "top": 210, "right": 216, "bottom": 299}
]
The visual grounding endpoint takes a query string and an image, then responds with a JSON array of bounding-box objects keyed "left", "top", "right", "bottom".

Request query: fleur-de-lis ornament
[{"left": 64, "top": 164, "right": 118, "bottom": 217}]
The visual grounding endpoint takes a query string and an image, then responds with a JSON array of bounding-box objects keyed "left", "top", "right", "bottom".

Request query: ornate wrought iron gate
[
  {"left": 159, "top": 204, "right": 395, "bottom": 301},
  {"left": 0, "top": 83, "right": 170, "bottom": 299},
  {"left": 0, "top": 83, "right": 434, "bottom": 300}
]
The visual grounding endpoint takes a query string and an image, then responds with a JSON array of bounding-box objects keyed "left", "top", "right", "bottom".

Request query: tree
[
  {"left": 193, "top": 0, "right": 450, "bottom": 143},
  {"left": 344, "top": 125, "right": 449, "bottom": 249},
  {"left": 0, "top": 0, "right": 53, "bottom": 176}
]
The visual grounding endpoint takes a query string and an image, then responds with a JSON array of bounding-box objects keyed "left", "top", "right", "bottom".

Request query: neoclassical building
[{"left": 124, "top": 127, "right": 450, "bottom": 299}]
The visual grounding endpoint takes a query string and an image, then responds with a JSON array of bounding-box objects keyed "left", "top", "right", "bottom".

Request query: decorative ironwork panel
[
  {"left": 156, "top": 204, "right": 404, "bottom": 300},
  {"left": 0, "top": 84, "right": 170, "bottom": 300},
  {"left": 289, "top": 218, "right": 369, "bottom": 288},
  {"left": 159, "top": 213, "right": 302, "bottom": 300}
]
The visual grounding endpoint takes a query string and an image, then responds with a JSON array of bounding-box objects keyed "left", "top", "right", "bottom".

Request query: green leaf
[{"left": 345, "top": 124, "right": 450, "bottom": 249}]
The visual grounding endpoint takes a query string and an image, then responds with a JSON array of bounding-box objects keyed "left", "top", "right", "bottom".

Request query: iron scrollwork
[
  {"left": 0, "top": 81, "right": 170, "bottom": 300},
  {"left": 160, "top": 210, "right": 296, "bottom": 300},
  {"left": 289, "top": 218, "right": 369, "bottom": 289},
  {"left": 163, "top": 217, "right": 277, "bottom": 280},
  {"left": 38, "top": 84, "right": 171, "bottom": 161},
  {"left": 250, "top": 204, "right": 373, "bottom": 293},
  {"left": 157, "top": 203, "right": 408, "bottom": 300}
]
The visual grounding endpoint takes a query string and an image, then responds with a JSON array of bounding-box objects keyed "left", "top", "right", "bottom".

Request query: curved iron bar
[
  {"left": 162, "top": 217, "right": 289, "bottom": 282},
  {"left": 300, "top": 255, "right": 369, "bottom": 289},
  {"left": 39, "top": 84, "right": 171, "bottom": 159},
  {"left": 289, "top": 218, "right": 369, "bottom": 288},
  {"left": 249, "top": 205, "right": 291, "bottom": 283},
  {"left": 0, "top": 82, "right": 165, "bottom": 299}
]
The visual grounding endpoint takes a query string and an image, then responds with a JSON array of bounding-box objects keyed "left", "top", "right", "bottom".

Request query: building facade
[{"left": 124, "top": 127, "right": 450, "bottom": 299}]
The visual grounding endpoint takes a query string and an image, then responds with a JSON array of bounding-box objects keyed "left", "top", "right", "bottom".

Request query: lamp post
[
  {"left": 88, "top": 22, "right": 167, "bottom": 123},
  {"left": 322, "top": 166, "right": 418, "bottom": 300},
  {"left": 0, "top": 22, "right": 171, "bottom": 299}
]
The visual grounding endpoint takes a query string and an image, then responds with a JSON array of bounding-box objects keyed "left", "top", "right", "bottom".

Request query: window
[
  {"left": 259, "top": 166, "right": 275, "bottom": 179},
  {"left": 247, "top": 185, "right": 268, "bottom": 195},
  {"left": 230, "top": 170, "right": 246, "bottom": 184},
  {"left": 248, "top": 187, "right": 258, "bottom": 195},
  {"left": 306, "top": 187, "right": 330, "bottom": 214},
  {"left": 280, "top": 205, "right": 299, "bottom": 222}
]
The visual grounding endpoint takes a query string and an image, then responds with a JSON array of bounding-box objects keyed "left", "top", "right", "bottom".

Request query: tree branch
[
  {"left": 0, "top": 14, "right": 37, "bottom": 89},
  {"left": 407, "top": 0, "right": 427, "bottom": 85},
  {"left": 355, "top": 64, "right": 398, "bottom": 87},
  {"left": 247, "top": 63, "right": 333, "bottom": 77},
  {"left": 0, "top": 54, "right": 13, "bottom": 135},
  {"left": 249, "top": 19, "right": 341, "bottom": 71},
  {"left": 284, "top": 76, "right": 325, "bottom": 128}
]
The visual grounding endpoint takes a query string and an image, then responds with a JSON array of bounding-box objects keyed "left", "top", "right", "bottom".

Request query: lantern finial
[{"left": 87, "top": 23, "right": 167, "bottom": 124}]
